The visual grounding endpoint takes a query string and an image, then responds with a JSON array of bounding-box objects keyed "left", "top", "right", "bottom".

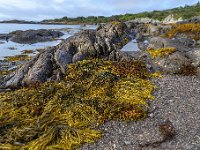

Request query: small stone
[
  {"left": 124, "top": 141, "right": 131, "bottom": 145},
  {"left": 149, "top": 113, "right": 154, "bottom": 118}
]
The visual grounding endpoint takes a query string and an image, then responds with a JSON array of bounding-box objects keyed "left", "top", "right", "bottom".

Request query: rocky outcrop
[
  {"left": 152, "top": 51, "right": 191, "bottom": 74},
  {"left": 126, "top": 18, "right": 160, "bottom": 24},
  {"left": 9, "top": 29, "right": 64, "bottom": 44},
  {"left": 184, "top": 16, "right": 200, "bottom": 23},
  {"left": 0, "top": 22, "right": 130, "bottom": 89},
  {"left": 162, "top": 15, "right": 183, "bottom": 24},
  {"left": 148, "top": 37, "right": 192, "bottom": 52}
]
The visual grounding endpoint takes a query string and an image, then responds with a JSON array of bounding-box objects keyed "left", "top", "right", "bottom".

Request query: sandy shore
[{"left": 81, "top": 75, "right": 200, "bottom": 150}]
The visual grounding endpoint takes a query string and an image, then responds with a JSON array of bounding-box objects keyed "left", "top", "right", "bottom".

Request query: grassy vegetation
[
  {"left": 147, "top": 47, "right": 177, "bottom": 59},
  {"left": 165, "top": 23, "right": 200, "bottom": 40},
  {"left": 43, "top": 3, "right": 200, "bottom": 24},
  {"left": 0, "top": 59, "right": 155, "bottom": 149}
]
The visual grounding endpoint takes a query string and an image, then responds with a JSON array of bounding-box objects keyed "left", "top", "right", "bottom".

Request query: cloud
[{"left": 0, "top": 0, "right": 198, "bottom": 21}]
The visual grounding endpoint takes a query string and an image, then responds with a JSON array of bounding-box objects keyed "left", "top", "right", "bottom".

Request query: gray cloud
[{"left": 0, "top": 0, "right": 198, "bottom": 21}]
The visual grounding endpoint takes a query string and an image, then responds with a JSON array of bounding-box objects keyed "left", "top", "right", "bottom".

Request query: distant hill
[{"left": 42, "top": 2, "right": 200, "bottom": 24}]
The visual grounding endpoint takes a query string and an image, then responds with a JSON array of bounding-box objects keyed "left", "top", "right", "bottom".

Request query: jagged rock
[
  {"left": 10, "top": 29, "right": 64, "bottom": 44},
  {"left": 0, "top": 22, "right": 130, "bottom": 89}
]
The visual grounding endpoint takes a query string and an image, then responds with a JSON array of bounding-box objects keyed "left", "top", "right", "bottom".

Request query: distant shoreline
[
  {"left": 0, "top": 22, "right": 69, "bottom": 25},
  {"left": 0, "top": 21, "right": 97, "bottom": 25}
]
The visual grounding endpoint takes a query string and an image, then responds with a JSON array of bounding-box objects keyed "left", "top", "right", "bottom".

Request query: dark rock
[
  {"left": 152, "top": 51, "right": 191, "bottom": 74},
  {"left": 0, "top": 34, "right": 12, "bottom": 41},
  {"left": 135, "top": 33, "right": 144, "bottom": 42},
  {"left": 10, "top": 29, "right": 64, "bottom": 44},
  {"left": 177, "top": 38, "right": 196, "bottom": 47},
  {"left": 138, "top": 40, "right": 149, "bottom": 51},
  {"left": 186, "top": 16, "right": 200, "bottom": 23},
  {"left": 108, "top": 50, "right": 133, "bottom": 62},
  {"left": 0, "top": 22, "right": 131, "bottom": 89}
]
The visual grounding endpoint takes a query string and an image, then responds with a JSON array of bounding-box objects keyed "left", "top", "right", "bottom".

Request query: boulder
[
  {"left": 152, "top": 51, "right": 191, "bottom": 74},
  {"left": 185, "top": 48, "right": 200, "bottom": 67},
  {"left": 148, "top": 37, "right": 191, "bottom": 52},
  {"left": 0, "top": 22, "right": 131, "bottom": 89},
  {"left": 10, "top": 29, "right": 64, "bottom": 44}
]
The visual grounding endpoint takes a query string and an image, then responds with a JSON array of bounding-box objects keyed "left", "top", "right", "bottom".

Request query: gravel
[{"left": 81, "top": 75, "right": 200, "bottom": 150}]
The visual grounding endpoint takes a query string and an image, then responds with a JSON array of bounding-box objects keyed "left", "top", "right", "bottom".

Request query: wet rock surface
[
  {"left": 0, "top": 22, "right": 130, "bottom": 88},
  {"left": 9, "top": 29, "right": 64, "bottom": 44},
  {"left": 1, "top": 22, "right": 200, "bottom": 88}
]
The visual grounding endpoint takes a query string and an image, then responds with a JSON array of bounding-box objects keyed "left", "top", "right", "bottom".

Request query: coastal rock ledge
[{"left": 0, "top": 22, "right": 130, "bottom": 89}]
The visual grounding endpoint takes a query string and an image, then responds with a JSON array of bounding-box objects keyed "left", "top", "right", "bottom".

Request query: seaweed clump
[
  {"left": 147, "top": 47, "right": 176, "bottom": 59},
  {"left": 4, "top": 55, "right": 32, "bottom": 62},
  {"left": 0, "top": 59, "right": 155, "bottom": 149},
  {"left": 165, "top": 23, "right": 200, "bottom": 40}
]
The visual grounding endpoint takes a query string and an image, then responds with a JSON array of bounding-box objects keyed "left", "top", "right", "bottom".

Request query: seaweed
[
  {"left": 4, "top": 55, "right": 32, "bottom": 62},
  {"left": 138, "top": 119, "right": 175, "bottom": 149},
  {"left": 165, "top": 23, "right": 200, "bottom": 40},
  {"left": 0, "top": 59, "right": 155, "bottom": 149},
  {"left": 147, "top": 47, "right": 176, "bottom": 59},
  {"left": 21, "top": 50, "right": 34, "bottom": 55}
]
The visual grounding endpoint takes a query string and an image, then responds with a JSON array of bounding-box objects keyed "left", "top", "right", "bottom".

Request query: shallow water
[
  {"left": 0, "top": 23, "right": 97, "bottom": 60},
  {"left": 121, "top": 39, "right": 140, "bottom": 51}
]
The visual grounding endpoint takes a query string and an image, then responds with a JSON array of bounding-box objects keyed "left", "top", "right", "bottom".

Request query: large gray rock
[
  {"left": 0, "top": 22, "right": 130, "bottom": 89},
  {"left": 148, "top": 37, "right": 191, "bottom": 52},
  {"left": 153, "top": 52, "right": 191, "bottom": 74},
  {"left": 10, "top": 29, "right": 64, "bottom": 44}
]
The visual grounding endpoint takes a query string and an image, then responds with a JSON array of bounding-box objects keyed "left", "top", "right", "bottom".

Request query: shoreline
[{"left": 0, "top": 22, "right": 97, "bottom": 25}]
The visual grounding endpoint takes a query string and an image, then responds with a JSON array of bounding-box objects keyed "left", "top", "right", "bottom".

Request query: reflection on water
[
  {"left": 0, "top": 23, "right": 97, "bottom": 60},
  {"left": 121, "top": 39, "right": 140, "bottom": 52}
]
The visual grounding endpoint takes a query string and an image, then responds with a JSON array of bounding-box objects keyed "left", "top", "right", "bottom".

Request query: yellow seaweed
[
  {"left": 147, "top": 47, "right": 176, "bottom": 59},
  {"left": 0, "top": 59, "right": 155, "bottom": 149}
]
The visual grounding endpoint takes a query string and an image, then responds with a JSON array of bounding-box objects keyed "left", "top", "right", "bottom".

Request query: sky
[{"left": 0, "top": 0, "right": 198, "bottom": 21}]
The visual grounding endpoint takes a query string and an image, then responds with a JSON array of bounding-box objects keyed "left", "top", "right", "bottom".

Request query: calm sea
[{"left": 0, "top": 23, "right": 97, "bottom": 60}]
